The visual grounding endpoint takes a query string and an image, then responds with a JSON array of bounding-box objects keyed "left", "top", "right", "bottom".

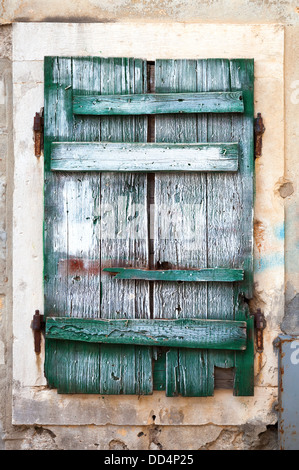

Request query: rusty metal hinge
[
  {"left": 254, "top": 308, "right": 266, "bottom": 352},
  {"left": 34, "top": 108, "right": 44, "bottom": 157},
  {"left": 254, "top": 113, "right": 265, "bottom": 158},
  {"left": 31, "top": 310, "right": 45, "bottom": 354}
]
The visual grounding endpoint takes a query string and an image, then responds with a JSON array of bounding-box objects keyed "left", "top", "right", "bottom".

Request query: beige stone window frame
[{"left": 12, "top": 22, "right": 284, "bottom": 426}]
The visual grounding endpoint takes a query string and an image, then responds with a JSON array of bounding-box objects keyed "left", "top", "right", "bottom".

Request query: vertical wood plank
[
  {"left": 44, "top": 57, "right": 73, "bottom": 318},
  {"left": 230, "top": 59, "right": 254, "bottom": 396},
  {"left": 44, "top": 57, "right": 102, "bottom": 393},
  {"left": 154, "top": 60, "right": 210, "bottom": 396},
  {"left": 54, "top": 340, "right": 100, "bottom": 394},
  {"left": 155, "top": 59, "right": 254, "bottom": 396},
  {"left": 205, "top": 59, "right": 236, "bottom": 372},
  {"left": 45, "top": 57, "right": 153, "bottom": 394},
  {"left": 99, "top": 58, "right": 152, "bottom": 395},
  {"left": 44, "top": 56, "right": 253, "bottom": 397},
  {"left": 61, "top": 58, "right": 102, "bottom": 393},
  {"left": 44, "top": 338, "right": 58, "bottom": 389},
  {"left": 68, "top": 58, "right": 101, "bottom": 319},
  {"left": 229, "top": 59, "right": 254, "bottom": 300},
  {"left": 44, "top": 57, "right": 75, "bottom": 392}
]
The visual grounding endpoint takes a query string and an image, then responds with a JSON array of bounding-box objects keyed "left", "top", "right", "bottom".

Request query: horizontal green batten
[
  {"left": 51, "top": 142, "right": 239, "bottom": 172},
  {"left": 104, "top": 267, "right": 244, "bottom": 282},
  {"left": 73, "top": 91, "right": 244, "bottom": 115},
  {"left": 46, "top": 317, "right": 247, "bottom": 350}
]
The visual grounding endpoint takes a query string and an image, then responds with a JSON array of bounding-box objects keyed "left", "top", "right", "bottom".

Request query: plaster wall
[{"left": 0, "top": 0, "right": 298, "bottom": 450}]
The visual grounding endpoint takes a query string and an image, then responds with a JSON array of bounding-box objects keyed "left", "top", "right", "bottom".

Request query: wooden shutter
[{"left": 44, "top": 57, "right": 254, "bottom": 396}]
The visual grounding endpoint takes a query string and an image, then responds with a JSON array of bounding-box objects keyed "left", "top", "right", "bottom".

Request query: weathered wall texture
[
  {"left": 0, "top": 24, "right": 12, "bottom": 450},
  {"left": 4, "top": 423, "right": 278, "bottom": 450},
  {"left": 0, "top": 0, "right": 298, "bottom": 451},
  {"left": 0, "top": 0, "right": 298, "bottom": 24}
]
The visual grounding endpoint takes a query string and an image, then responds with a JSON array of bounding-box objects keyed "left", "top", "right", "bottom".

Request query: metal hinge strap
[
  {"left": 34, "top": 108, "right": 44, "bottom": 157},
  {"left": 254, "top": 112, "right": 265, "bottom": 158},
  {"left": 31, "top": 310, "right": 45, "bottom": 354},
  {"left": 254, "top": 308, "right": 266, "bottom": 352}
]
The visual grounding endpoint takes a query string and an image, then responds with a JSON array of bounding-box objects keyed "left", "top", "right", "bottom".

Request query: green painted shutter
[
  {"left": 153, "top": 59, "right": 254, "bottom": 396},
  {"left": 44, "top": 57, "right": 254, "bottom": 396}
]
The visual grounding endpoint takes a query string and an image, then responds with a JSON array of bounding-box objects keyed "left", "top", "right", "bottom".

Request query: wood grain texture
[
  {"left": 46, "top": 317, "right": 247, "bottom": 350},
  {"left": 73, "top": 91, "right": 244, "bottom": 115},
  {"left": 44, "top": 57, "right": 103, "bottom": 393},
  {"left": 44, "top": 57, "right": 153, "bottom": 395},
  {"left": 230, "top": 59, "right": 254, "bottom": 396},
  {"left": 204, "top": 59, "right": 236, "bottom": 375},
  {"left": 194, "top": 59, "right": 254, "bottom": 394},
  {"left": 153, "top": 59, "right": 254, "bottom": 397},
  {"left": 44, "top": 57, "right": 254, "bottom": 397},
  {"left": 95, "top": 58, "right": 152, "bottom": 395},
  {"left": 154, "top": 59, "right": 211, "bottom": 397},
  {"left": 104, "top": 267, "right": 244, "bottom": 282},
  {"left": 51, "top": 141, "right": 239, "bottom": 172},
  {"left": 44, "top": 57, "right": 73, "bottom": 319},
  {"left": 45, "top": 339, "right": 100, "bottom": 393}
]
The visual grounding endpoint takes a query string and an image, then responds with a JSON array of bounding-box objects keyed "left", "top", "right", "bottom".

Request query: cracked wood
[
  {"left": 46, "top": 317, "right": 247, "bottom": 350},
  {"left": 51, "top": 142, "right": 239, "bottom": 172}
]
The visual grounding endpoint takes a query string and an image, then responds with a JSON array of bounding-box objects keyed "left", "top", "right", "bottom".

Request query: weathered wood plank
[
  {"left": 53, "top": 340, "right": 101, "bottom": 394},
  {"left": 155, "top": 59, "right": 254, "bottom": 397},
  {"left": 205, "top": 59, "right": 236, "bottom": 374},
  {"left": 46, "top": 317, "right": 247, "bottom": 350},
  {"left": 104, "top": 267, "right": 244, "bottom": 282},
  {"left": 44, "top": 57, "right": 254, "bottom": 397},
  {"left": 230, "top": 59, "right": 254, "bottom": 300},
  {"left": 44, "top": 57, "right": 76, "bottom": 399},
  {"left": 51, "top": 142, "right": 239, "bottom": 172},
  {"left": 154, "top": 59, "right": 211, "bottom": 397},
  {"left": 203, "top": 59, "right": 254, "bottom": 396},
  {"left": 230, "top": 59, "right": 254, "bottom": 396},
  {"left": 65, "top": 58, "right": 102, "bottom": 319},
  {"left": 44, "top": 57, "right": 103, "bottom": 393},
  {"left": 44, "top": 57, "right": 73, "bottom": 318},
  {"left": 153, "top": 350, "right": 167, "bottom": 391},
  {"left": 166, "top": 348, "right": 212, "bottom": 397},
  {"left": 98, "top": 58, "right": 152, "bottom": 395},
  {"left": 73, "top": 91, "right": 244, "bottom": 115},
  {"left": 99, "top": 344, "right": 152, "bottom": 395},
  {"left": 44, "top": 57, "right": 153, "bottom": 395}
]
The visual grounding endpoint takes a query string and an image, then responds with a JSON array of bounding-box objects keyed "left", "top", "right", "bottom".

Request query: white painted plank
[{"left": 51, "top": 142, "right": 239, "bottom": 172}]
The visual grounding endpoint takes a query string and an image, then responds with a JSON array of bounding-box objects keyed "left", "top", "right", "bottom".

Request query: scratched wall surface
[{"left": 0, "top": 0, "right": 298, "bottom": 451}]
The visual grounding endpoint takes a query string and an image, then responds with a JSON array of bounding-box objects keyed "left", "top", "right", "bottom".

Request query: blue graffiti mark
[
  {"left": 274, "top": 223, "right": 285, "bottom": 240},
  {"left": 254, "top": 253, "right": 284, "bottom": 273}
]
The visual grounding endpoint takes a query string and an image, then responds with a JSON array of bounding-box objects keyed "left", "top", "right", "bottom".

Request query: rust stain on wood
[
  {"left": 58, "top": 258, "right": 100, "bottom": 276},
  {"left": 58, "top": 257, "right": 144, "bottom": 276}
]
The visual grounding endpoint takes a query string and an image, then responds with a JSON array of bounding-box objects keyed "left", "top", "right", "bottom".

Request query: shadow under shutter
[{"left": 44, "top": 57, "right": 254, "bottom": 396}]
